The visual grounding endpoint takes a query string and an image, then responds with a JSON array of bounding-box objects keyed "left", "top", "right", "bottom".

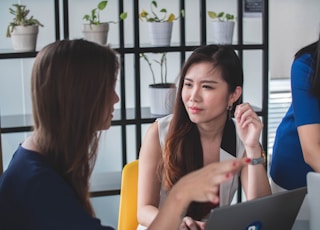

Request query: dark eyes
[{"left": 202, "top": 85, "right": 213, "bottom": 89}]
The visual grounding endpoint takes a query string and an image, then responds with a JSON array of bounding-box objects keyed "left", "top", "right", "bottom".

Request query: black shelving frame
[{"left": 0, "top": 0, "right": 269, "bottom": 199}]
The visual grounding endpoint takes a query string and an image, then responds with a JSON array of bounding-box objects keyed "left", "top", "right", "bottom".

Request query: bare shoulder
[{"left": 140, "top": 121, "right": 162, "bottom": 161}]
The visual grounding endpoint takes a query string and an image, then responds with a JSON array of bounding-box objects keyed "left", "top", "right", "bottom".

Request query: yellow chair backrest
[{"left": 118, "top": 160, "right": 139, "bottom": 230}]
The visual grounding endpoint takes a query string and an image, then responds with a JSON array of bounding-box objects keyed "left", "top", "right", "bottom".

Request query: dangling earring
[{"left": 227, "top": 104, "right": 233, "bottom": 120}]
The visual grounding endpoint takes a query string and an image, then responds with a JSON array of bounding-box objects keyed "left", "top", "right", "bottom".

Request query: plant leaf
[
  {"left": 208, "top": 11, "right": 217, "bottom": 19},
  {"left": 226, "top": 13, "right": 235, "bottom": 21},
  {"left": 151, "top": 1, "right": 157, "bottom": 8},
  {"left": 160, "top": 8, "right": 167, "bottom": 13},
  {"left": 218, "top": 12, "right": 224, "bottom": 18},
  {"left": 120, "top": 12, "right": 127, "bottom": 20},
  {"left": 167, "top": 13, "right": 175, "bottom": 22},
  {"left": 140, "top": 10, "right": 148, "bottom": 18},
  {"left": 181, "top": 9, "right": 185, "bottom": 18},
  {"left": 98, "top": 1, "right": 107, "bottom": 10}
]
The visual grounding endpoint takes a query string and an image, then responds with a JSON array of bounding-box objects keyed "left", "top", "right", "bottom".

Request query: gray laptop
[{"left": 205, "top": 187, "right": 307, "bottom": 230}]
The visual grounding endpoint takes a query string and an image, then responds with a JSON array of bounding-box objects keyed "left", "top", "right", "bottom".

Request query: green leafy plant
[
  {"left": 140, "top": 53, "right": 169, "bottom": 85},
  {"left": 139, "top": 0, "right": 184, "bottom": 22},
  {"left": 208, "top": 11, "right": 235, "bottom": 22},
  {"left": 83, "top": 0, "right": 127, "bottom": 25},
  {"left": 6, "top": 4, "right": 44, "bottom": 37}
]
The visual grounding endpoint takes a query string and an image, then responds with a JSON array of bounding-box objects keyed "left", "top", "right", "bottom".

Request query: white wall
[{"left": 269, "top": 0, "right": 320, "bottom": 79}]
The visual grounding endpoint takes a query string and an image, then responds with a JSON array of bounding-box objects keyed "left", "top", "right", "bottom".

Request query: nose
[
  {"left": 114, "top": 91, "right": 120, "bottom": 104},
  {"left": 189, "top": 87, "right": 200, "bottom": 102}
]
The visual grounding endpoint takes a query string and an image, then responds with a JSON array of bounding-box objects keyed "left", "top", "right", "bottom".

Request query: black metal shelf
[
  {"left": 0, "top": 107, "right": 159, "bottom": 134},
  {"left": 0, "top": 44, "right": 266, "bottom": 59}
]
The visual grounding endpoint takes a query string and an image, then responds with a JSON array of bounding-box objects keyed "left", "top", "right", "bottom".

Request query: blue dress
[
  {"left": 270, "top": 53, "right": 320, "bottom": 190},
  {"left": 0, "top": 145, "right": 114, "bottom": 230}
]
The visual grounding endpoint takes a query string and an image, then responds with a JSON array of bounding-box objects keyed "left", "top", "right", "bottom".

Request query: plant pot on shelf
[
  {"left": 149, "top": 83, "right": 176, "bottom": 116},
  {"left": 10, "top": 25, "right": 39, "bottom": 52},
  {"left": 148, "top": 21, "right": 173, "bottom": 47},
  {"left": 211, "top": 21, "right": 235, "bottom": 45},
  {"left": 83, "top": 22, "right": 109, "bottom": 45}
]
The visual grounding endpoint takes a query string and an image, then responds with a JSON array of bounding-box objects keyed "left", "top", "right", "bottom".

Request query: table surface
[
  {"left": 292, "top": 195, "right": 310, "bottom": 230},
  {"left": 292, "top": 220, "right": 309, "bottom": 230}
]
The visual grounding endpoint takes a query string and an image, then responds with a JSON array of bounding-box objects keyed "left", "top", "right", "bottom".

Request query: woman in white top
[{"left": 137, "top": 45, "right": 271, "bottom": 230}]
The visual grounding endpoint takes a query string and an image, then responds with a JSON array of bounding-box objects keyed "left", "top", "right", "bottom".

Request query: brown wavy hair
[{"left": 31, "top": 39, "right": 119, "bottom": 215}]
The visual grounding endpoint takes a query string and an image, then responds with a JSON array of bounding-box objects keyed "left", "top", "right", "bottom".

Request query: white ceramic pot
[
  {"left": 83, "top": 22, "right": 109, "bottom": 45},
  {"left": 149, "top": 83, "right": 176, "bottom": 116},
  {"left": 211, "top": 21, "right": 235, "bottom": 45},
  {"left": 148, "top": 22, "right": 173, "bottom": 47},
  {"left": 10, "top": 25, "right": 39, "bottom": 52}
]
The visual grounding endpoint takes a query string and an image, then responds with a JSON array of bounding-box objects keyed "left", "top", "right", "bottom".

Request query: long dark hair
[
  {"left": 160, "top": 45, "right": 243, "bottom": 220},
  {"left": 161, "top": 45, "right": 243, "bottom": 191},
  {"left": 31, "top": 39, "right": 119, "bottom": 215},
  {"left": 295, "top": 33, "right": 320, "bottom": 100}
]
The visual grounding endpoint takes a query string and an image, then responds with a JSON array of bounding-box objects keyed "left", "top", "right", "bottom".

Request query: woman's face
[{"left": 182, "top": 62, "right": 235, "bottom": 125}]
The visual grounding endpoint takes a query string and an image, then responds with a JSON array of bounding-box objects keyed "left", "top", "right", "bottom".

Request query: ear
[{"left": 228, "top": 86, "right": 242, "bottom": 105}]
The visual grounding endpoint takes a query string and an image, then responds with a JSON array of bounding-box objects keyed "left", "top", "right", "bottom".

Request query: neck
[
  {"left": 197, "top": 116, "right": 227, "bottom": 141},
  {"left": 21, "top": 132, "right": 41, "bottom": 153}
]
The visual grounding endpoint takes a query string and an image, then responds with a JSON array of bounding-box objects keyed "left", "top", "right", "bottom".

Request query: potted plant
[
  {"left": 140, "top": 52, "right": 176, "bottom": 116},
  {"left": 208, "top": 10, "right": 235, "bottom": 44},
  {"left": 139, "top": 0, "right": 184, "bottom": 47},
  {"left": 6, "top": 4, "right": 44, "bottom": 52},
  {"left": 82, "top": 0, "right": 127, "bottom": 45}
]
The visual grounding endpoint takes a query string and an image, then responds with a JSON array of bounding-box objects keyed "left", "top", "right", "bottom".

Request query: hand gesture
[
  {"left": 179, "top": 217, "right": 205, "bottom": 230},
  {"left": 234, "top": 103, "right": 263, "bottom": 149}
]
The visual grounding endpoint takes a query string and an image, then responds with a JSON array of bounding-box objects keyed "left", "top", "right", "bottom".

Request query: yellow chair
[{"left": 118, "top": 160, "right": 139, "bottom": 230}]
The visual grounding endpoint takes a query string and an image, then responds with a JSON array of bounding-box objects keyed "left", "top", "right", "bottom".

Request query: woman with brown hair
[
  {"left": 0, "top": 39, "right": 119, "bottom": 230},
  {"left": 137, "top": 45, "right": 271, "bottom": 230}
]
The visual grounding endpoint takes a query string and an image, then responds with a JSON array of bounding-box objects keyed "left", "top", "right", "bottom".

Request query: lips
[{"left": 189, "top": 106, "right": 202, "bottom": 113}]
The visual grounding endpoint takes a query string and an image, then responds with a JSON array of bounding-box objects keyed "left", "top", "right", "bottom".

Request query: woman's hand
[
  {"left": 172, "top": 158, "right": 249, "bottom": 205},
  {"left": 179, "top": 217, "right": 205, "bottom": 230},
  {"left": 234, "top": 103, "right": 263, "bottom": 152},
  {"left": 148, "top": 158, "right": 249, "bottom": 230}
]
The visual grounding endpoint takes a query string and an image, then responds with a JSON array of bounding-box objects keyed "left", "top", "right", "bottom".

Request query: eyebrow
[{"left": 184, "top": 77, "right": 219, "bottom": 84}]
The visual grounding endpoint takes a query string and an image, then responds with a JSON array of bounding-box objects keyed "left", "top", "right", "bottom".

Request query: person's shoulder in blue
[
  {"left": 0, "top": 145, "right": 113, "bottom": 230},
  {"left": 270, "top": 34, "right": 320, "bottom": 192}
]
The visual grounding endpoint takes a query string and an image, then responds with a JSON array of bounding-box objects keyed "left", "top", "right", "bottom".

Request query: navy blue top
[
  {"left": 0, "top": 145, "right": 114, "bottom": 230},
  {"left": 270, "top": 53, "right": 320, "bottom": 189}
]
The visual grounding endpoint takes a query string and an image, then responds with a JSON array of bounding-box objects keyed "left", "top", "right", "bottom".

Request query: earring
[{"left": 227, "top": 104, "right": 233, "bottom": 120}]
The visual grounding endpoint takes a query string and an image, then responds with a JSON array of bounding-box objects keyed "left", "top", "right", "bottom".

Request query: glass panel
[
  {"left": 93, "top": 127, "right": 122, "bottom": 173},
  {"left": 126, "top": 125, "right": 137, "bottom": 162},
  {"left": 242, "top": 50, "right": 263, "bottom": 110},
  {"left": 124, "top": 53, "right": 135, "bottom": 111},
  {"left": 0, "top": 58, "right": 34, "bottom": 116},
  {"left": 184, "top": 0, "right": 200, "bottom": 45}
]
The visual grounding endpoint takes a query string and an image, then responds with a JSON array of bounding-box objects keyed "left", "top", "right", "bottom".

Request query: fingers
[
  {"left": 207, "top": 157, "right": 249, "bottom": 177},
  {"left": 180, "top": 217, "right": 204, "bottom": 230},
  {"left": 204, "top": 158, "right": 250, "bottom": 203},
  {"left": 173, "top": 158, "right": 250, "bottom": 208},
  {"left": 234, "top": 103, "right": 263, "bottom": 129}
]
